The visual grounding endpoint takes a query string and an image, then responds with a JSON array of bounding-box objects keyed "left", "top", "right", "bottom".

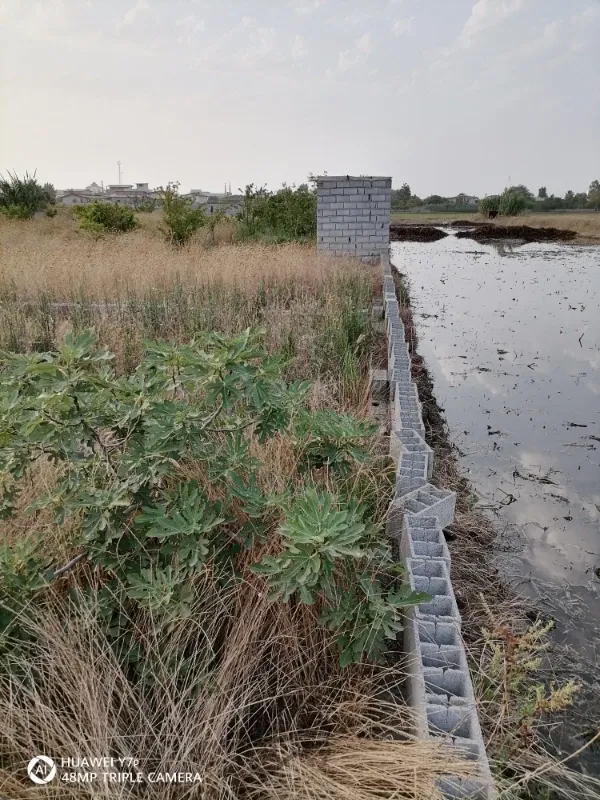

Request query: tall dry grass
[
  {"left": 500, "top": 213, "right": 600, "bottom": 239},
  {"left": 0, "top": 215, "right": 361, "bottom": 301},
  {"left": 0, "top": 215, "right": 469, "bottom": 799},
  {"left": 0, "top": 583, "right": 478, "bottom": 800}
]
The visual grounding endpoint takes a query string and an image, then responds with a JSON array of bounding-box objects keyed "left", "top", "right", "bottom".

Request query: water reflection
[{"left": 391, "top": 235, "right": 600, "bottom": 751}]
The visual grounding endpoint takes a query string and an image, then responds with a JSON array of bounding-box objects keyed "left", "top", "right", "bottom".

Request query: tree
[
  {"left": 0, "top": 171, "right": 53, "bottom": 219},
  {"left": 538, "top": 186, "right": 547, "bottom": 199},
  {"left": 479, "top": 195, "right": 500, "bottom": 218},
  {"left": 588, "top": 180, "right": 600, "bottom": 210},
  {"left": 159, "top": 182, "right": 206, "bottom": 245},
  {"left": 424, "top": 195, "right": 446, "bottom": 205},
  {"left": 507, "top": 185, "right": 533, "bottom": 199},
  {"left": 499, "top": 188, "right": 526, "bottom": 216},
  {"left": 391, "top": 183, "right": 413, "bottom": 210}
]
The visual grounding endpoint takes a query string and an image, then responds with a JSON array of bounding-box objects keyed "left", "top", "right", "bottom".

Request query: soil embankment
[
  {"left": 390, "top": 221, "right": 577, "bottom": 243},
  {"left": 389, "top": 224, "right": 448, "bottom": 242},
  {"left": 454, "top": 223, "right": 577, "bottom": 243}
]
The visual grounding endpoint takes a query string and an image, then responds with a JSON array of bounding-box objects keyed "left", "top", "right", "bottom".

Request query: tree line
[{"left": 392, "top": 180, "right": 600, "bottom": 212}]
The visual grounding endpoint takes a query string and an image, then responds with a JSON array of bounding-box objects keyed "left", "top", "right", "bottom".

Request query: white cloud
[
  {"left": 343, "top": 12, "right": 369, "bottom": 25},
  {"left": 291, "top": 34, "right": 307, "bottom": 60},
  {"left": 337, "top": 31, "right": 372, "bottom": 73},
  {"left": 337, "top": 49, "right": 359, "bottom": 72},
  {"left": 176, "top": 14, "right": 205, "bottom": 33},
  {"left": 459, "top": 0, "right": 526, "bottom": 47},
  {"left": 392, "top": 16, "right": 415, "bottom": 36},
  {"left": 116, "top": 0, "right": 150, "bottom": 29},
  {"left": 295, "top": 0, "right": 324, "bottom": 15},
  {"left": 356, "top": 31, "right": 372, "bottom": 54},
  {"left": 233, "top": 25, "right": 277, "bottom": 68}
]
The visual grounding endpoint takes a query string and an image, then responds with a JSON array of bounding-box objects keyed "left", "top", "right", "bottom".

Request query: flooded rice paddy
[{"left": 391, "top": 233, "right": 600, "bottom": 754}]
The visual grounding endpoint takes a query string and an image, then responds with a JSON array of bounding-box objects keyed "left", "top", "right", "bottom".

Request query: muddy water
[{"left": 391, "top": 235, "right": 600, "bottom": 752}]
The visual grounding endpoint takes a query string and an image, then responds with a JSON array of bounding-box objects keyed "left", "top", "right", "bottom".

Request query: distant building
[
  {"left": 58, "top": 181, "right": 241, "bottom": 213},
  {"left": 181, "top": 189, "right": 242, "bottom": 215},
  {"left": 60, "top": 191, "right": 97, "bottom": 206},
  {"left": 59, "top": 180, "right": 154, "bottom": 207},
  {"left": 447, "top": 194, "right": 479, "bottom": 206}
]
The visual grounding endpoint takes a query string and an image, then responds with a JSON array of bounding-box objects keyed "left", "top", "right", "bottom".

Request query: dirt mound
[
  {"left": 455, "top": 224, "right": 577, "bottom": 243},
  {"left": 449, "top": 220, "right": 492, "bottom": 228},
  {"left": 389, "top": 225, "right": 448, "bottom": 242}
]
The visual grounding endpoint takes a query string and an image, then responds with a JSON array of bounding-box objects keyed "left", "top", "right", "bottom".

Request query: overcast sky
[{"left": 1, "top": 0, "right": 598, "bottom": 196}]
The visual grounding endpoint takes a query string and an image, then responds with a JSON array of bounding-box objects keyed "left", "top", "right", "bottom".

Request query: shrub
[
  {"left": 45, "top": 205, "right": 58, "bottom": 218},
  {"left": 74, "top": 200, "right": 139, "bottom": 235},
  {"left": 498, "top": 188, "right": 526, "bottom": 216},
  {"left": 0, "top": 170, "right": 54, "bottom": 219},
  {"left": 479, "top": 195, "right": 500, "bottom": 218},
  {"left": 1, "top": 203, "right": 32, "bottom": 220},
  {"left": 133, "top": 196, "right": 157, "bottom": 213},
  {"left": 237, "top": 183, "right": 317, "bottom": 242},
  {"left": 0, "top": 329, "right": 427, "bottom": 673},
  {"left": 159, "top": 182, "right": 206, "bottom": 245}
]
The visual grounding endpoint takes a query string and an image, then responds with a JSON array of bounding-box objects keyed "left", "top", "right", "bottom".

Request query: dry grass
[
  {"left": 500, "top": 213, "right": 600, "bottom": 239},
  {"left": 0, "top": 216, "right": 463, "bottom": 799},
  {"left": 0, "top": 548, "right": 469, "bottom": 800},
  {"left": 0, "top": 215, "right": 361, "bottom": 301}
]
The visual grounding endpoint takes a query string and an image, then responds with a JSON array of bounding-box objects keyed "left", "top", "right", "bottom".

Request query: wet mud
[
  {"left": 389, "top": 225, "right": 448, "bottom": 242},
  {"left": 454, "top": 224, "right": 577, "bottom": 243}
]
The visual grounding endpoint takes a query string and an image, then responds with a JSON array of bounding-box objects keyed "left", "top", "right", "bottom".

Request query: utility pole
[{"left": 118, "top": 161, "right": 122, "bottom": 184}]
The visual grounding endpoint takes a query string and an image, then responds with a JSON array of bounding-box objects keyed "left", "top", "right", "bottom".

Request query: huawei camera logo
[{"left": 27, "top": 756, "right": 57, "bottom": 784}]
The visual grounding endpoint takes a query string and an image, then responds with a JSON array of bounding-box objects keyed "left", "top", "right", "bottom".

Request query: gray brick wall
[{"left": 316, "top": 175, "right": 391, "bottom": 260}]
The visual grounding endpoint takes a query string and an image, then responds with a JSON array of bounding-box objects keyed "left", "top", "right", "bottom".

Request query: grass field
[
  {"left": 1, "top": 212, "right": 598, "bottom": 798},
  {"left": 0, "top": 213, "right": 486, "bottom": 800},
  {"left": 391, "top": 210, "right": 600, "bottom": 239}
]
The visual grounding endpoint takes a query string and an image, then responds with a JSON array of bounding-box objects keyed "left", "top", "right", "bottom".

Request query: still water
[{"left": 391, "top": 234, "right": 600, "bottom": 743}]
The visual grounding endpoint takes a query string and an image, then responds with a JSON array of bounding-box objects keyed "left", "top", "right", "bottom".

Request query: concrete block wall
[
  {"left": 379, "top": 252, "right": 496, "bottom": 799},
  {"left": 316, "top": 176, "right": 391, "bottom": 260}
]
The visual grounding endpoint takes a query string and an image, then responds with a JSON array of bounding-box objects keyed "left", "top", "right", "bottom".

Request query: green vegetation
[
  {"left": 393, "top": 178, "right": 600, "bottom": 214},
  {"left": 237, "top": 183, "right": 317, "bottom": 242},
  {"left": 74, "top": 200, "right": 139, "bottom": 235},
  {"left": 159, "top": 182, "right": 206, "bottom": 245},
  {"left": 0, "top": 328, "right": 424, "bottom": 672},
  {"left": 0, "top": 170, "right": 55, "bottom": 219},
  {"left": 498, "top": 188, "right": 527, "bottom": 216},
  {"left": 479, "top": 195, "right": 500, "bottom": 218},
  {"left": 133, "top": 195, "right": 158, "bottom": 213},
  {"left": 589, "top": 179, "right": 600, "bottom": 210}
]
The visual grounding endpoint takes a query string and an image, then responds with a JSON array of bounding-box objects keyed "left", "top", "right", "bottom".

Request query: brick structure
[{"left": 316, "top": 175, "right": 391, "bottom": 260}]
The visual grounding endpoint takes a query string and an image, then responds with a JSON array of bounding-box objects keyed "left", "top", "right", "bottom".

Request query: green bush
[
  {"left": 237, "top": 183, "right": 317, "bottom": 242},
  {"left": 0, "top": 171, "right": 54, "bottom": 219},
  {"left": 498, "top": 189, "right": 526, "bottom": 216},
  {"left": 133, "top": 196, "right": 157, "bottom": 213},
  {"left": 0, "top": 329, "right": 427, "bottom": 672},
  {"left": 74, "top": 201, "right": 139, "bottom": 235},
  {"left": 1, "top": 204, "right": 32, "bottom": 220},
  {"left": 479, "top": 195, "right": 500, "bottom": 218},
  {"left": 159, "top": 182, "right": 206, "bottom": 245}
]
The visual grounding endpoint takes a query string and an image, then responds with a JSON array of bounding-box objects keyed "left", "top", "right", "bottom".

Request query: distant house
[
  {"left": 59, "top": 181, "right": 155, "bottom": 208},
  {"left": 60, "top": 192, "right": 97, "bottom": 206},
  {"left": 181, "top": 189, "right": 243, "bottom": 215},
  {"left": 58, "top": 181, "right": 240, "bottom": 213},
  {"left": 447, "top": 194, "right": 479, "bottom": 206}
]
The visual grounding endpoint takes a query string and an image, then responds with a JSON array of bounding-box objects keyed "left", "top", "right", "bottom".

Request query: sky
[{"left": 1, "top": 0, "right": 598, "bottom": 196}]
